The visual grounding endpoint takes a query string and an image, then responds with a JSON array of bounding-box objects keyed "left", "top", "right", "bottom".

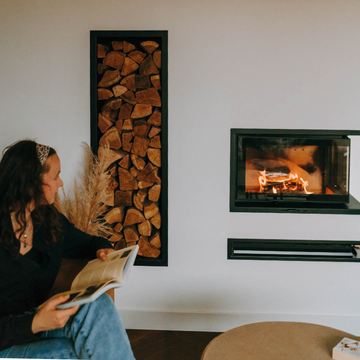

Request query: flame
[{"left": 258, "top": 170, "right": 313, "bottom": 194}]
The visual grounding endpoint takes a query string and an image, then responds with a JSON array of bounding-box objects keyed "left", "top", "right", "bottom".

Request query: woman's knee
[{"left": 80, "top": 293, "right": 116, "bottom": 318}]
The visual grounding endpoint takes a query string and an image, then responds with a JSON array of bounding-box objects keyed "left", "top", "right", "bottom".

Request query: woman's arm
[
  {"left": 0, "top": 312, "right": 38, "bottom": 352},
  {"left": 60, "top": 214, "right": 113, "bottom": 259},
  {"left": 31, "top": 295, "right": 79, "bottom": 333}
]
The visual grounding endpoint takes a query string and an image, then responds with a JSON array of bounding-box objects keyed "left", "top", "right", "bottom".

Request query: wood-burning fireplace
[{"left": 230, "top": 129, "right": 360, "bottom": 214}]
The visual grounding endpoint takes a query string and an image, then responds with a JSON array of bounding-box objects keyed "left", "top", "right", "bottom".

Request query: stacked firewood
[{"left": 96, "top": 39, "right": 163, "bottom": 258}]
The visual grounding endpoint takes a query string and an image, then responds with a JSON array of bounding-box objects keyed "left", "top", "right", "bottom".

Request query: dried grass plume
[{"left": 54, "top": 143, "right": 112, "bottom": 238}]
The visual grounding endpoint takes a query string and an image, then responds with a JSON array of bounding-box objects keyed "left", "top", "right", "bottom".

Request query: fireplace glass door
[{"left": 233, "top": 132, "right": 350, "bottom": 205}]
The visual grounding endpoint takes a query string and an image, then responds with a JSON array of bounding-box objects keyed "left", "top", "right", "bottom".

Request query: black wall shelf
[
  {"left": 232, "top": 194, "right": 360, "bottom": 215},
  {"left": 228, "top": 238, "right": 360, "bottom": 262}
]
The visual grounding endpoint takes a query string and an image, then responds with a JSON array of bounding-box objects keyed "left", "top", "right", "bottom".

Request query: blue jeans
[{"left": 0, "top": 294, "right": 135, "bottom": 359}]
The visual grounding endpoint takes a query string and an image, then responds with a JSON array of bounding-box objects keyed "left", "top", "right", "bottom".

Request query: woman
[{"left": 0, "top": 140, "right": 135, "bottom": 359}]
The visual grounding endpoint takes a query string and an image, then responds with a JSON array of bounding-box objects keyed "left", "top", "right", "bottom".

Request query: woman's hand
[
  {"left": 96, "top": 248, "right": 115, "bottom": 261},
  {"left": 32, "top": 295, "right": 79, "bottom": 334}
]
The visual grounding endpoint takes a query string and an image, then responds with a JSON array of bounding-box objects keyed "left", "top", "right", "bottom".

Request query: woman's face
[{"left": 41, "top": 154, "right": 63, "bottom": 205}]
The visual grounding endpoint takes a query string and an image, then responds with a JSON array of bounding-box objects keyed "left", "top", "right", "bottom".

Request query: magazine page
[{"left": 71, "top": 245, "right": 138, "bottom": 291}]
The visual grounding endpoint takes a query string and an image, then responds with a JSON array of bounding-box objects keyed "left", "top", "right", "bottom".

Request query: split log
[
  {"left": 148, "top": 126, "right": 161, "bottom": 138},
  {"left": 118, "top": 168, "right": 138, "bottom": 191},
  {"left": 138, "top": 237, "right": 160, "bottom": 257},
  {"left": 130, "top": 167, "right": 140, "bottom": 178},
  {"left": 101, "top": 98, "right": 123, "bottom": 121},
  {"left": 98, "top": 88, "right": 113, "bottom": 101},
  {"left": 149, "top": 135, "right": 161, "bottom": 148},
  {"left": 99, "top": 127, "right": 122, "bottom": 150},
  {"left": 123, "top": 41, "right": 136, "bottom": 53},
  {"left": 123, "top": 208, "right": 146, "bottom": 226},
  {"left": 109, "top": 165, "right": 118, "bottom": 177},
  {"left": 113, "top": 223, "right": 123, "bottom": 232},
  {"left": 112, "top": 41, "right": 123, "bottom": 51},
  {"left": 135, "top": 75, "right": 151, "bottom": 90},
  {"left": 112, "top": 85, "right": 128, "bottom": 97},
  {"left": 104, "top": 207, "right": 125, "bottom": 224},
  {"left": 120, "top": 74, "right": 136, "bottom": 91},
  {"left": 104, "top": 191, "right": 114, "bottom": 207},
  {"left": 121, "top": 57, "right": 139, "bottom": 76},
  {"left": 138, "top": 220, "right": 151, "bottom": 236},
  {"left": 138, "top": 181, "right": 153, "bottom": 189},
  {"left": 118, "top": 103, "right": 133, "bottom": 120},
  {"left": 123, "top": 225, "right": 139, "bottom": 243},
  {"left": 103, "top": 51, "right": 126, "bottom": 70},
  {"left": 147, "top": 108, "right": 161, "bottom": 126},
  {"left": 133, "top": 193, "right": 144, "bottom": 211},
  {"left": 114, "top": 239, "right": 127, "bottom": 250},
  {"left": 122, "top": 143, "right": 133, "bottom": 152},
  {"left": 137, "top": 163, "right": 156, "bottom": 181},
  {"left": 98, "top": 114, "right": 113, "bottom": 133},
  {"left": 98, "top": 70, "right": 121, "bottom": 88},
  {"left": 150, "top": 75, "right": 161, "bottom": 90},
  {"left": 97, "top": 44, "right": 109, "bottom": 58},
  {"left": 120, "top": 90, "right": 137, "bottom": 105},
  {"left": 131, "top": 104, "right": 152, "bottom": 119},
  {"left": 150, "top": 231, "right": 161, "bottom": 248},
  {"left": 147, "top": 148, "right": 161, "bottom": 167},
  {"left": 147, "top": 169, "right": 161, "bottom": 184},
  {"left": 130, "top": 154, "right": 146, "bottom": 170},
  {"left": 119, "top": 155, "right": 130, "bottom": 169},
  {"left": 137, "top": 163, "right": 160, "bottom": 183},
  {"left": 150, "top": 212, "right": 161, "bottom": 229},
  {"left": 133, "top": 120, "right": 150, "bottom": 138},
  {"left": 136, "top": 88, "right": 161, "bottom": 107},
  {"left": 107, "top": 176, "right": 119, "bottom": 191},
  {"left": 144, "top": 199, "right": 159, "bottom": 219},
  {"left": 109, "top": 233, "right": 123, "bottom": 243},
  {"left": 98, "top": 63, "right": 108, "bottom": 74},
  {"left": 122, "top": 131, "right": 133, "bottom": 147},
  {"left": 128, "top": 50, "right": 146, "bottom": 64},
  {"left": 122, "top": 119, "right": 133, "bottom": 131},
  {"left": 131, "top": 136, "right": 149, "bottom": 157},
  {"left": 115, "top": 119, "right": 123, "bottom": 133},
  {"left": 115, "top": 190, "right": 133, "bottom": 207},
  {"left": 98, "top": 147, "right": 127, "bottom": 169},
  {"left": 148, "top": 184, "right": 161, "bottom": 202},
  {"left": 139, "top": 56, "right": 159, "bottom": 76},
  {"left": 153, "top": 51, "right": 161, "bottom": 69},
  {"left": 140, "top": 41, "right": 159, "bottom": 54},
  {"left": 137, "top": 189, "right": 148, "bottom": 202}
]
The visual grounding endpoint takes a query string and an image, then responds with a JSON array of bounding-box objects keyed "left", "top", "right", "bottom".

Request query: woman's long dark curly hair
[{"left": 0, "top": 140, "right": 61, "bottom": 257}]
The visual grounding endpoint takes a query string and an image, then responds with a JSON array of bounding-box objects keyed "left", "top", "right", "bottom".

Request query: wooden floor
[{"left": 127, "top": 329, "right": 222, "bottom": 360}]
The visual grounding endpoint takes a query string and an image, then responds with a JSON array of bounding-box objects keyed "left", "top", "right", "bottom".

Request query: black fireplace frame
[{"left": 230, "top": 129, "right": 360, "bottom": 214}]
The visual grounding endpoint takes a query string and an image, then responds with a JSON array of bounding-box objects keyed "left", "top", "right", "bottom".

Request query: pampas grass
[{"left": 54, "top": 143, "right": 112, "bottom": 238}]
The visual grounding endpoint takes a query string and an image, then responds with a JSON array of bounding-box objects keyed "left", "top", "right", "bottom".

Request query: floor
[{"left": 127, "top": 329, "right": 222, "bottom": 360}]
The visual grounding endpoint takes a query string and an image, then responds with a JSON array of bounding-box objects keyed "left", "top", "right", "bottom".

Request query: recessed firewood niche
[{"left": 90, "top": 31, "right": 168, "bottom": 266}]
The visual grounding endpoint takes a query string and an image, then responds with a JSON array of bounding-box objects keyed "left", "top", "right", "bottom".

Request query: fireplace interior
[{"left": 230, "top": 129, "right": 360, "bottom": 214}]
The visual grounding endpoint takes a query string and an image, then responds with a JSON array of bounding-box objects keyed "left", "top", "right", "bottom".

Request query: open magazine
[{"left": 41, "top": 245, "right": 138, "bottom": 310}]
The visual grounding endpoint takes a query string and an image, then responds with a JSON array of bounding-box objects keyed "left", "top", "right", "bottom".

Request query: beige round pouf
[{"left": 201, "top": 322, "right": 358, "bottom": 360}]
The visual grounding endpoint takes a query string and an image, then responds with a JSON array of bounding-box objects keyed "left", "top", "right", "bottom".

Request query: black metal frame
[
  {"left": 230, "top": 128, "right": 360, "bottom": 214},
  {"left": 228, "top": 238, "right": 360, "bottom": 262},
  {"left": 90, "top": 30, "right": 168, "bottom": 266}
]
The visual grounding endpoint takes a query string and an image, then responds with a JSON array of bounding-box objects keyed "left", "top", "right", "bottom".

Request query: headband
[{"left": 36, "top": 143, "right": 50, "bottom": 165}]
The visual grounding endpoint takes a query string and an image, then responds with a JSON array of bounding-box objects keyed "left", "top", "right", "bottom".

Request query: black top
[{"left": 0, "top": 211, "right": 113, "bottom": 351}]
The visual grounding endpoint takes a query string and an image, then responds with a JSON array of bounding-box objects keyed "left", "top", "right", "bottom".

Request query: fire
[{"left": 258, "top": 170, "right": 313, "bottom": 194}]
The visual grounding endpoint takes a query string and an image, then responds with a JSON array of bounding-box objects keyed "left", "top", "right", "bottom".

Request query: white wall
[{"left": 1, "top": 0, "right": 360, "bottom": 333}]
